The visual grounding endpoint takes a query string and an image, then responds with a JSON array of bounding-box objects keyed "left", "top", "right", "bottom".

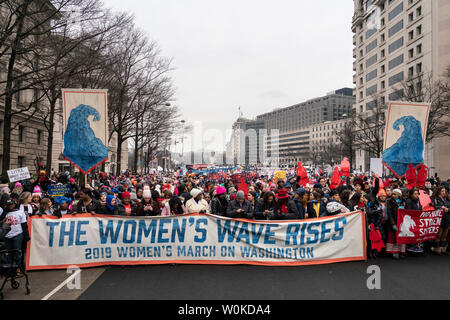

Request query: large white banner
[
  {"left": 27, "top": 212, "right": 366, "bottom": 270},
  {"left": 61, "top": 89, "right": 109, "bottom": 174}
]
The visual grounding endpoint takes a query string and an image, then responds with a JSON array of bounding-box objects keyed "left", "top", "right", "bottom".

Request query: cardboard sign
[
  {"left": 47, "top": 184, "right": 72, "bottom": 198},
  {"left": 7, "top": 167, "right": 31, "bottom": 182}
]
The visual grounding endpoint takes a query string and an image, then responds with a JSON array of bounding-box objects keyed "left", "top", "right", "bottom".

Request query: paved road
[
  {"left": 77, "top": 254, "right": 450, "bottom": 300},
  {"left": 3, "top": 254, "right": 449, "bottom": 300}
]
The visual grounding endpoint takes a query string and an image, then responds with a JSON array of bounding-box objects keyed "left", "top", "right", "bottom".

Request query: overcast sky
[{"left": 105, "top": 0, "right": 355, "bottom": 153}]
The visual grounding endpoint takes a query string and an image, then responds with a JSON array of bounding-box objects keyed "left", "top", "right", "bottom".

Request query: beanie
[
  {"left": 236, "top": 190, "right": 245, "bottom": 200},
  {"left": 216, "top": 185, "right": 226, "bottom": 195}
]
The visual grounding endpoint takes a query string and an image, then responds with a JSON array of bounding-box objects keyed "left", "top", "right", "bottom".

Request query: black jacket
[
  {"left": 254, "top": 199, "right": 278, "bottom": 220},
  {"left": 272, "top": 200, "right": 299, "bottom": 220},
  {"left": 136, "top": 200, "right": 160, "bottom": 216},
  {"left": 405, "top": 198, "right": 422, "bottom": 211},
  {"left": 210, "top": 196, "right": 228, "bottom": 216},
  {"left": 306, "top": 200, "right": 327, "bottom": 218},
  {"left": 76, "top": 199, "right": 102, "bottom": 214},
  {"left": 226, "top": 199, "right": 254, "bottom": 219},
  {"left": 115, "top": 202, "right": 138, "bottom": 216}
]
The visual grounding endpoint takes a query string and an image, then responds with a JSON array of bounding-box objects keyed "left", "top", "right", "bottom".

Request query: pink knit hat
[{"left": 216, "top": 185, "right": 226, "bottom": 195}]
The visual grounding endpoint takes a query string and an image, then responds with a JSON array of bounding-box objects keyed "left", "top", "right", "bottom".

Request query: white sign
[
  {"left": 7, "top": 167, "right": 31, "bottom": 182},
  {"left": 370, "top": 158, "right": 383, "bottom": 177},
  {"left": 27, "top": 211, "right": 366, "bottom": 270}
]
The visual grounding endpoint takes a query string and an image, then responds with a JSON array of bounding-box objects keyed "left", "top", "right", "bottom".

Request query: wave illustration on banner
[
  {"left": 382, "top": 115, "right": 424, "bottom": 177},
  {"left": 63, "top": 104, "right": 108, "bottom": 173}
]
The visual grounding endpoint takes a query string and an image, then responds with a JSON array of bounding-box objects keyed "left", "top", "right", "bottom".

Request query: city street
[{"left": 4, "top": 254, "right": 449, "bottom": 300}]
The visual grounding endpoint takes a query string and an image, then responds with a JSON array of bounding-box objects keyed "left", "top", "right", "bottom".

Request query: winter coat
[
  {"left": 306, "top": 200, "right": 327, "bottom": 218},
  {"left": 226, "top": 199, "right": 254, "bottom": 219},
  {"left": 76, "top": 199, "right": 102, "bottom": 214},
  {"left": 326, "top": 200, "right": 350, "bottom": 216},
  {"left": 210, "top": 196, "right": 228, "bottom": 216},
  {"left": 272, "top": 199, "right": 299, "bottom": 220},
  {"left": 405, "top": 198, "right": 422, "bottom": 211},
  {"left": 115, "top": 202, "right": 138, "bottom": 216},
  {"left": 254, "top": 199, "right": 278, "bottom": 220},
  {"left": 0, "top": 184, "right": 10, "bottom": 195},
  {"left": 293, "top": 199, "right": 307, "bottom": 219},
  {"left": 136, "top": 199, "right": 160, "bottom": 216},
  {"left": 160, "top": 202, "right": 187, "bottom": 216},
  {"left": 185, "top": 198, "right": 210, "bottom": 214}
]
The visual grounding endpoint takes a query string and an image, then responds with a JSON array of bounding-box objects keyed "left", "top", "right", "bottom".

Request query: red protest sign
[{"left": 396, "top": 208, "right": 444, "bottom": 244}]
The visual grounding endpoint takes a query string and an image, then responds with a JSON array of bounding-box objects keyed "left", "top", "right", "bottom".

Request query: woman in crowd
[
  {"left": 186, "top": 188, "right": 210, "bottom": 214},
  {"left": 272, "top": 189, "right": 298, "bottom": 220},
  {"left": 101, "top": 194, "right": 117, "bottom": 215},
  {"left": 76, "top": 188, "right": 101, "bottom": 214},
  {"left": 405, "top": 188, "right": 425, "bottom": 255},
  {"left": 54, "top": 197, "right": 73, "bottom": 217},
  {"left": 254, "top": 191, "right": 278, "bottom": 220},
  {"left": 38, "top": 198, "right": 54, "bottom": 216},
  {"left": 307, "top": 191, "right": 327, "bottom": 218},
  {"left": 293, "top": 188, "right": 308, "bottom": 219},
  {"left": 247, "top": 191, "right": 257, "bottom": 214},
  {"left": 161, "top": 196, "right": 186, "bottom": 216},
  {"left": 386, "top": 189, "right": 406, "bottom": 259},
  {"left": 18, "top": 191, "right": 33, "bottom": 219},
  {"left": 226, "top": 190, "right": 253, "bottom": 219},
  {"left": 116, "top": 192, "right": 137, "bottom": 216},
  {"left": 210, "top": 185, "right": 228, "bottom": 216},
  {"left": 431, "top": 186, "right": 450, "bottom": 255}
]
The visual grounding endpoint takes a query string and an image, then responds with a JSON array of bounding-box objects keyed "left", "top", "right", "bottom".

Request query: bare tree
[
  {"left": 397, "top": 70, "right": 450, "bottom": 142},
  {"left": 106, "top": 25, "right": 175, "bottom": 175},
  {"left": 0, "top": 0, "right": 114, "bottom": 177}
]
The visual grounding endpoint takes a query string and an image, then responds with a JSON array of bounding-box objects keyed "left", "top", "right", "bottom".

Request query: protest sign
[
  {"left": 62, "top": 89, "right": 109, "bottom": 174},
  {"left": 382, "top": 102, "right": 430, "bottom": 178},
  {"left": 27, "top": 211, "right": 366, "bottom": 270},
  {"left": 47, "top": 184, "right": 72, "bottom": 198},
  {"left": 397, "top": 208, "right": 444, "bottom": 245},
  {"left": 7, "top": 167, "right": 31, "bottom": 182}
]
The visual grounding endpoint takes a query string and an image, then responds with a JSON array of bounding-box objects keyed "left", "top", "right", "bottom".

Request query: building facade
[{"left": 352, "top": 0, "right": 450, "bottom": 177}]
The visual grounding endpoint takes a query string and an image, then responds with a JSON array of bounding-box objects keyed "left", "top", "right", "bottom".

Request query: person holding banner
[
  {"left": 54, "top": 197, "right": 74, "bottom": 217},
  {"left": 405, "top": 188, "right": 425, "bottom": 255},
  {"left": 254, "top": 192, "right": 278, "bottom": 220},
  {"left": 17, "top": 192, "right": 33, "bottom": 219},
  {"left": 75, "top": 188, "right": 101, "bottom": 215},
  {"left": 210, "top": 185, "right": 229, "bottom": 217},
  {"left": 386, "top": 189, "right": 406, "bottom": 259},
  {"left": 430, "top": 187, "right": 450, "bottom": 255},
  {"left": 116, "top": 192, "right": 137, "bottom": 216},
  {"left": 186, "top": 188, "right": 210, "bottom": 214},
  {"left": 272, "top": 189, "right": 299, "bottom": 220},
  {"left": 226, "top": 190, "right": 253, "bottom": 219}
]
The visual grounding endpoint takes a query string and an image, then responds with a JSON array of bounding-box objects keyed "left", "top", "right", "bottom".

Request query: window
[
  {"left": 389, "top": 37, "right": 404, "bottom": 53},
  {"left": 408, "top": 12, "right": 414, "bottom": 22},
  {"left": 360, "top": 77, "right": 364, "bottom": 85},
  {"left": 366, "top": 39, "right": 378, "bottom": 53},
  {"left": 388, "top": 2, "right": 403, "bottom": 21},
  {"left": 381, "top": 80, "right": 386, "bottom": 89},
  {"left": 409, "top": 48, "right": 414, "bottom": 58},
  {"left": 417, "top": 25, "right": 422, "bottom": 36},
  {"left": 417, "top": 44, "right": 422, "bottom": 55},
  {"left": 18, "top": 126, "right": 25, "bottom": 143},
  {"left": 381, "top": 49, "right": 385, "bottom": 58},
  {"left": 416, "top": 6, "right": 422, "bottom": 17},
  {"left": 389, "top": 71, "right": 404, "bottom": 86},
  {"left": 37, "top": 130, "right": 42, "bottom": 145},
  {"left": 381, "top": 65, "right": 386, "bottom": 73},
  {"left": 416, "top": 62, "right": 422, "bottom": 73},
  {"left": 366, "top": 84, "right": 378, "bottom": 96},
  {"left": 381, "top": 18, "right": 385, "bottom": 27},
  {"left": 366, "top": 54, "right": 377, "bottom": 68},
  {"left": 389, "top": 20, "right": 404, "bottom": 37},
  {"left": 14, "top": 81, "right": 21, "bottom": 103},
  {"left": 366, "top": 27, "right": 377, "bottom": 39},
  {"left": 389, "top": 54, "right": 404, "bottom": 70},
  {"left": 381, "top": 33, "right": 385, "bottom": 42},
  {"left": 389, "top": 89, "right": 404, "bottom": 101},
  {"left": 18, "top": 157, "right": 25, "bottom": 168},
  {"left": 366, "top": 69, "right": 378, "bottom": 82},
  {"left": 409, "top": 66, "right": 414, "bottom": 77},
  {"left": 409, "top": 30, "right": 414, "bottom": 40}
]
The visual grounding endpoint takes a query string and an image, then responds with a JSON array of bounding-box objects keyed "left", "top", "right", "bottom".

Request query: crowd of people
[{"left": 0, "top": 169, "right": 449, "bottom": 270}]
